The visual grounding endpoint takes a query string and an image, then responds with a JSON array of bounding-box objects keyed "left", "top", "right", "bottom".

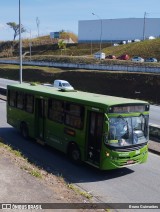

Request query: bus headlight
[{"left": 106, "top": 152, "right": 110, "bottom": 157}]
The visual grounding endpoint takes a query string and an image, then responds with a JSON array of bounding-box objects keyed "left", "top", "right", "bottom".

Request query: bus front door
[
  {"left": 86, "top": 111, "right": 103, "bottom": 166},
  {"left": 35, "top": 98, "right": 46, "bottom": 141}
]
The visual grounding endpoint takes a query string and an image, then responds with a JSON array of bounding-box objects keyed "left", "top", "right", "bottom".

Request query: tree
[
  {"left": 7, "top": 22, "right": 26, "bottom": 40},
  {"left": 58, "top": 39, "right": 66, "bottom": 55}
]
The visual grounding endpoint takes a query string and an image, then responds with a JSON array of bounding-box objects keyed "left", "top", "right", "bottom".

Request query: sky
[{"left": 0, "top": 0, "right": 160, "bottom": 41}]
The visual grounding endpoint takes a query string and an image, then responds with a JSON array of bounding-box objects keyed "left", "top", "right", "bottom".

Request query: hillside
[
  {"left": 28, "top": 37, "right": 160, "bottom": 61},
  {"left": 0, "top": 36, "right": 160, "bottom": 105},
  {"left": 0, "top": 35, "right": 110, "bottom": 57},
  {"left": 0, "top": 35, "right": 160, "bottom": 61},
  {"left": 102, "top": 38, "right": 160, "bottom": 61}
]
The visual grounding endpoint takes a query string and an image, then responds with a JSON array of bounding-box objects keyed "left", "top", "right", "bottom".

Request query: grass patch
[
  {"left": 0, "top": 139, "right": 42, "bottom": 179},
  {"left": 0, "top": 143, "right": 24, "bottom": 158},
  {"left": 9, "top": 149, "right": 23, "bottom": 157},
  {"left": 68, "top": 184, "right": 92, "bottom": 200},
  {"left": 21, "top": 165, "right": 42, "bottom": 179},
  {"left": 0, "top": 64, "right": 64, "bottom": 73},
  {"left": 0, "top": 143, "right": 4, "bottom": 147}
]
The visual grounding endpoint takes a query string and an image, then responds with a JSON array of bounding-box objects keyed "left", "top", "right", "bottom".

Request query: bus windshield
[{"left": 107, "top": 115, "right": 149, "bottom": 147}]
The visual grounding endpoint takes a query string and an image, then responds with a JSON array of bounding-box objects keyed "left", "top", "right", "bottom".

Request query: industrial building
[{"left": 78, "top": 18, "right": 160, "bottom": 43}]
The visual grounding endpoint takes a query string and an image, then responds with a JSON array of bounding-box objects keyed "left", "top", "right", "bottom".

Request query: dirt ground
[
  {"left": 0, "top": 66, "right": 160, "bottom": 103},
  {"left": 0, "top": 142, "right": 104, "bottom": 212},
  {"left": 0, "top": 144, "right": 85, "bottom": 202}
]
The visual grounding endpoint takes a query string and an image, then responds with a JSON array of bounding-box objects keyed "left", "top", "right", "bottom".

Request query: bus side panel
[
  {"left": 45, "top": 118, "right": 86, "bottom": 158},
  {"left": 7, "top": 106, "right": 35, "bottom": 138},
  {"left": 45, "top": 120, "right": 66, "bottom": 152}
]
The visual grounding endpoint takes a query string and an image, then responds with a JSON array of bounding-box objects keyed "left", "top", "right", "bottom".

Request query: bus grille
[{"left": 107, "top": 143, "right": 147, "bottom": 152}]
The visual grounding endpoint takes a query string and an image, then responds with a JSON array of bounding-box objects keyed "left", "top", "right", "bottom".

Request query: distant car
[
  {"left": 131, "top": 56, "right": 144, "bottom": 62},
  {"left": 53, "top": 80, "right": 74, "bottom": 90},
  {"left": 148, "top": 36, "right": 155, "bottom": 40},
  {"left": 113, "top": 43, "right": 119, "bottom": 46},
  {"left": 145, "top": 57, "right": 158, "bottom": 62},
  {"left": 127, "top": 40, "right": 132, "bottom": 43},
  {"left": 105, "top": 55, "right": 116, "bottom": 59},
  {"left": 132, "top": 39, "right": 141, "bottom": 42},
  {"left": 118, "top": 54, "right": 130, "bottom": 60},
  {"left": 94, "top": 52, "right": 105, "bottom": 59}
]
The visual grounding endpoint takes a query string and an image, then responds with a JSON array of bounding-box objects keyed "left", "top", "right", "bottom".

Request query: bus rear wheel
[
  {"left": 69, "top": 144, "right": 81, "bottom": 164},
  {"left": 20, "top": 123, "right": 29, "bottom": 139}
]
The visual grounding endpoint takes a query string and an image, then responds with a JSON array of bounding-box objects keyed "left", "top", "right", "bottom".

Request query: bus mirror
[
  {"left": 105, "top": 114, "right": 109, "bottom": 121},
  {"left": 104, "top": 120, "right": 109, "bottom": 131}
]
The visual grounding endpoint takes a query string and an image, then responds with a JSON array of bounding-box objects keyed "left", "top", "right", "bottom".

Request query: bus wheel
[
  {"left": 20, "top": 123, "right": 29, "bottom": 139},
  {"left": 69, "top": 144, "right": 81, "bottom": 164}
]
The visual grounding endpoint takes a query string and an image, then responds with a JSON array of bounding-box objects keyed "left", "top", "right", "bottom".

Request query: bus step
[{"left": 36, "top": 138, "right": 45, "bottom": 146}]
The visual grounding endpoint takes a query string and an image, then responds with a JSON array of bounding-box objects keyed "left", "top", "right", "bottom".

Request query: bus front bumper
[{"left": 100, "top": 145, "right": 148, "bottom": 170}]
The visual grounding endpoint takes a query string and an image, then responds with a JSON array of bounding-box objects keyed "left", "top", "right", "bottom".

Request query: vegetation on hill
[
  {"left": 0, "top": 34, "right": 160, "bottom": 63},
  {"left": 0, "top": 36, "right": 160, "bottom": 105},
  {"left": 103, "top": 38, "right": 160, "bottom": 61}
]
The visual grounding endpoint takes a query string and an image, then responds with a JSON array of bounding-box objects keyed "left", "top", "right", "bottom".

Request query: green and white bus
[{"left": 7, "top": 83, "right": 150, "bottom": 170}]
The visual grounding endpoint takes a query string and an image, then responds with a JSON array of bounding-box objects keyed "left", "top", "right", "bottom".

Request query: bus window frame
[
  {"left": 8, "top": 89, "right": 34, "bottom": 114},
  {"left": 64, "top": 102, "right": 85, "bottom": 130},
  {"left": 48, "top": 98, "right": 64, "bottom": 123},
  {"left": 48, "top": 98, "right": 85, "bottom": 130}
]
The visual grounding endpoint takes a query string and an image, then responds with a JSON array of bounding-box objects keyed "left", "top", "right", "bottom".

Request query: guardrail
[
  {"left": 0, "top": 87, "right": 159, "bottom": 141},
  {"left": 0, "top": 59, "right": 160, "bottom": 73}
]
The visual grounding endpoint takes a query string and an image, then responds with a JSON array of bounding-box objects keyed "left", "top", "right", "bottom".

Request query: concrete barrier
[{"left": 0, "top": 59, "right": 160, "bottom": 73}]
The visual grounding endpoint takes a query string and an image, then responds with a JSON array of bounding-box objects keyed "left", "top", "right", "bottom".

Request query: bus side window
[
  {"left": 65, "top": 103, "right": 84, "bottom": 129},
  {"left": 25, "top": 94, "right": 34, "bottom": 113},
  {"left": 17, "top": 91, "right": 24, "bottom": 110},
  {"left": 48, "top": 99, "right": 64, "bottom": 123},
  {"left": 8, "top": 90, "right": 16, "bottom": 107}
]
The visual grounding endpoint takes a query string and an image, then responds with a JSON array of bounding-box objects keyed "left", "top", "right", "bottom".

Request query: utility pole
[
  {"left": 143, "top": 12, "right": 147, "bottom": 40},
  {"left": 19, "top": 0, "right": 22, "bottom": 83},
  {"left": 92, "top": 13, "right": 102, "bottom": 53},
  {"left": 29, "top": 29, "right": 32, "bottom": 61}
]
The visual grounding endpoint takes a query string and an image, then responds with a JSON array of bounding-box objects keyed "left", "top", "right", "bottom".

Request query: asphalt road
[
  {"left": 0, "top": 78, "right": 19, "bottom": 89},
  {"left": 0, "top": 99, "right": 160, "bottom": 210}
]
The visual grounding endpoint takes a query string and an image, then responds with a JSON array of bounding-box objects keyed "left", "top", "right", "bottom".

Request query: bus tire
[
  {"left": 68, "top": 144, "right": 81, "bottom": 164},
  {"left": 20, "top": 123, "right": 29, "bottom": 139}
]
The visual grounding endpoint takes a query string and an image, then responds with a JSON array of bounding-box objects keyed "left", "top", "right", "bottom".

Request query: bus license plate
[{"left": 127, "top": 160, "right": 134, "bottom": 165}]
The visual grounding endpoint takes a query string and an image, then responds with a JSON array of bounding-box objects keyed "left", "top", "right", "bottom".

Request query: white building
[{"left": 78, "top": 18, "right": 160, "bottom": 43}]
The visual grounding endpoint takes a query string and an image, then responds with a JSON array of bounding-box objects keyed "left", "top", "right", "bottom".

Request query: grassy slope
[
  {"left": 102, "top": 38, "right": 160, "bottom": 60},
  {"left": 0, "top": 34, "right": 160, "bottom": 60}
]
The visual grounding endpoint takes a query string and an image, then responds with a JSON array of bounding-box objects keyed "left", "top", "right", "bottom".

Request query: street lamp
[
  {"left": 29, "top": 37, "right": 32, "bottom": 62},
  {"left": 143, "top": 12, "right": 149, "bottom": 40},
  {"left": 92, "top": 12, "right": 102, "bottom": 52},
  {"left": 19, "top": 0, "right": 22, "bottom": 83}
]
